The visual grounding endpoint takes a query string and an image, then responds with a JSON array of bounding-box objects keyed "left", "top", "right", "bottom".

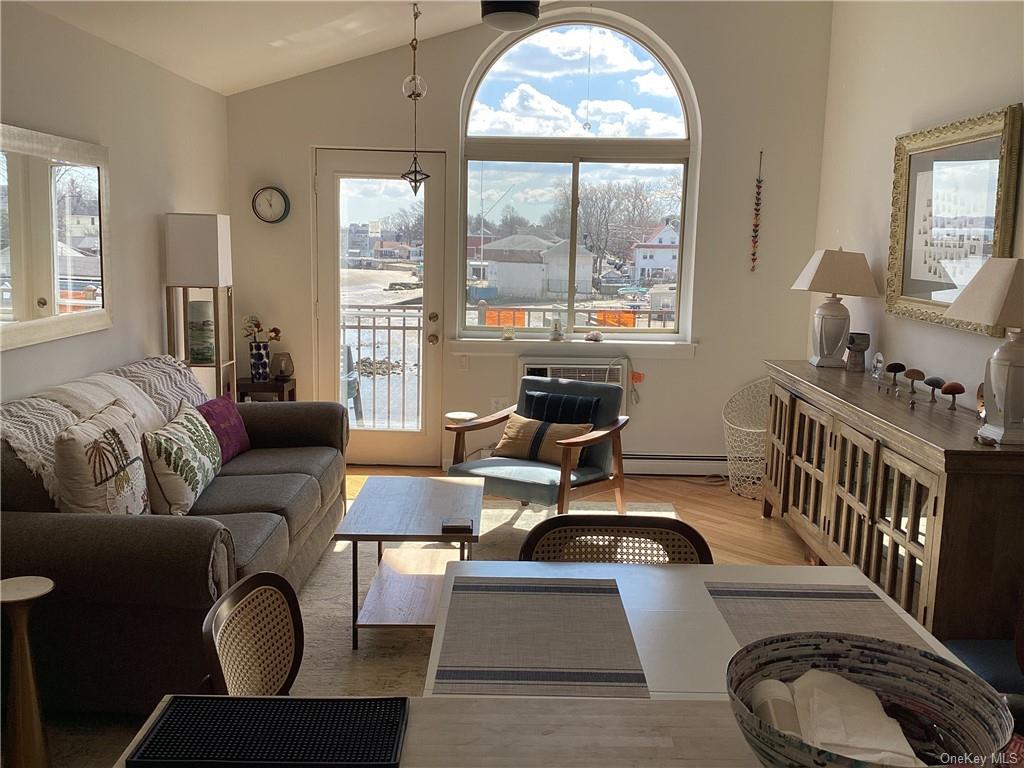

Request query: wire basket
[{"left": 723, "top": 377, "right": 770, "bottom": 500}]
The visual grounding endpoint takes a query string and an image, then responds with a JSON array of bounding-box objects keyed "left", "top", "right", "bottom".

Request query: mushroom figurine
[
  {"left": 923, "top": 376, "right": 945, "bottom": 403},
  {"left": 885, "top": 361, "right": 906, "bottom": 389},
  {"left": 904, "top": 368, "right": 925, "bottom": 394},
  {"left": 941, "top": 381, "right": 965, "bottom": 411}
]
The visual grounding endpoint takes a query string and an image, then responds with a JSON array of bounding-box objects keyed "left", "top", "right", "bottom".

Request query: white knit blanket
[{"left": 1, "top": 356, "right": 208, "bottom": 502}]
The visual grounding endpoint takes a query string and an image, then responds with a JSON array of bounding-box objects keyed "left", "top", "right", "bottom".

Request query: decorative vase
[
  {"left": 187, "top": 301, "right": 215, "bottom": 365},
  {"left": 249, "top": 341, "right": 271, "bottom": 381},
  {"left": 270, "top": 352, "right": 295, "bottom": 381}
]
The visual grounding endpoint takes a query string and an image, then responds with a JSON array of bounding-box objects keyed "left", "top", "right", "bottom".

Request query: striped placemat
[
  {"left": 432, "top": 577, "right": 649, "bottom": 698},
  {"left": 705, "top": 582, "right": 930, "bottom": 650}
]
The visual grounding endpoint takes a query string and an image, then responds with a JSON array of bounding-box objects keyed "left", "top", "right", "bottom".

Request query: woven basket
[
  {"left": 723, "top": 377, "right": 770, "bottom": 499},
  {"left": 727, "top": 632, "right": 1014, "bottom": 768}
]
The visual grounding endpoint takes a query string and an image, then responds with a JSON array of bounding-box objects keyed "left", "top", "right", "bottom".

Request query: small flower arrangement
[{"left": 242, "top": 314, "right": 281, "bottom": 343}]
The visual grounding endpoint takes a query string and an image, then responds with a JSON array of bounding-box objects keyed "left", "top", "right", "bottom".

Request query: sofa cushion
[
  {"left": 219, "top": 447, "right": 342, "bottom": 505},
  {"left": 197, "top": 394, "right": 250, "bottom": 463},
  {"left": 191, "top": 473, "right": 321, "bottom": 541},
  {"left": 53, "top": 400, "right": 149, "bottom": 516},
  {"left": 204, "top": 512, "right": 289, "bottom": 578},
  {"left": 143, "top": 402, "right": 222, "bottom": 515}
]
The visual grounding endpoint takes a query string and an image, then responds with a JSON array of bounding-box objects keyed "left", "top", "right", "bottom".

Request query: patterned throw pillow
[
  {"left": 53, "top": 399, "right": 149, "bottom": 515},
  {"left": 197, "top": 394, "right": 250, "bottom": 464},
  {"left": 143, "top": 401, "right": 222, "bottom": 515},
  {"left": 492, "top": 412, "right": 593, "bottom": 468}
]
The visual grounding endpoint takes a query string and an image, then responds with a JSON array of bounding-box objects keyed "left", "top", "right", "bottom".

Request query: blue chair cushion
[
  {"left": 946, "top": 639, "right": 1024, "bottom": 695},
  {"left": 448, "top": 457, "right": 607, "bottom": 508},
  {"left": 517, "top": 377, "right": 623, "bottom": 473},
  {"left": 523, "top": 390, "right": 598, "bottom": 425}
]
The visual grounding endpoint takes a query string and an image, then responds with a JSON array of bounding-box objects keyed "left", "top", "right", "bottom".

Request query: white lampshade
[
  {"left": 944, "top": 258, "right": 1024, "bottom": 329},
  {"left": 791, "top": 248, "right": 879, "bottom": 297},
  {"left": 165, "top": 213, "right": 232, "bottom": 287}
]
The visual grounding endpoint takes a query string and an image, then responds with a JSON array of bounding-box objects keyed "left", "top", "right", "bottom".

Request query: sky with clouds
[{"left": 469, "top": 25, "right": 685, "bottom": 139}]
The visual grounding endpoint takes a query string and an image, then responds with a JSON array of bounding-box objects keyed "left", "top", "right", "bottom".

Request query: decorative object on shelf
[
  {"left": 270, "top": 352, "right": 295, "bottom": 381},
  {"left": 400, "top": 4, "right": 429, "bottom": 195},
  {"left": 791, "top": 248, "right": 879, "bottom": 367},
  {"left": 243, "top": 315, "right": 281, "bottom": 383},
  {"left": 481, "top": 1, "right": 540, "bottom": 31},
  {"left": 251, "top": 186, "right": 290, "bottom": 223},
  {"left": 885, "top": 103, "right": 1021, "bottom": 336},
  {"left": 750, "top": 150, "right": 764, "bottom": 272},
  {"left": 870, "top": 352, "right": 885, "bottom": 380},
  {"left": 885, "top": 361, "right": 906, "bottom": 388},
  {"left": 187, "top": 300, "right": 215, "bottom": 365},
  {"left": 924, "top": 376, "right": 946, "bottom": 403},
  {"left": 501, "top": 325, "right": 515, "bottom": 341},
  {"left": 549, "top": 318, "right": 565, "bottom": 342},
  {"left": 845, "top": 333, "right": 870, "bottom": 372},
  {"left": 165, "top": 213, "right": 235, "bottom": 399},
  {"left": 976, "top": 383, "right": 986, "bottom": 421},
  {"left": 944, "top": 257, "right": 1024, "bottom": 443},
  {"left": 941, "top": 381, "right": 965, "bottom": 411},
  {"left": 584, "top": 330, "right": 604, "bottom": 342},
  {"left": 903, "top": 368, "right": 924, "bottom": 394}
]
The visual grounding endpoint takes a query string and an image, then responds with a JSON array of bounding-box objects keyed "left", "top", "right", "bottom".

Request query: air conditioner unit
[{"left": 519, "top": 357, "right": 630, "bottom": 414}]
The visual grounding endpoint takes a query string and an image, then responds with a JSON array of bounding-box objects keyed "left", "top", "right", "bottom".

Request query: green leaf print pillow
[{"left": 142, "top": 401, "right": 222, "bottom": 515}]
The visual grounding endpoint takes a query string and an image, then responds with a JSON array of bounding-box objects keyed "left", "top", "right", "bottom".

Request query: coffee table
[{"left": 334, "top": 476, "right": 484, "bottom": 648}]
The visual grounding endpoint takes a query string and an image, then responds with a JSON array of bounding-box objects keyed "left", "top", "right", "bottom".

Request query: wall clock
[{"left": 252, "top": 186, "right": 290, "bottom": 223}]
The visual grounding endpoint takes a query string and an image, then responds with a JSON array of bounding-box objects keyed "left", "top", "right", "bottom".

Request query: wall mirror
[
  {"left": 0, "top": 124, "right": 111, "bottom": 351},
  {"left": 885, "top": 103, "right": 1021, "bottom": 336}
]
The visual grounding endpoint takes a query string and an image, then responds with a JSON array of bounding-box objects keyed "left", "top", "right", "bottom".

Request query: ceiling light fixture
[
  {"left": 481, "top": 1, "right": 540, "bottom": 32},
  {"left": 401, "top": 3, "right": 429, "bottom": 195}
]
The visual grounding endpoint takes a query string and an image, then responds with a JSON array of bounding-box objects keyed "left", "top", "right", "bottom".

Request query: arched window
[{"left": 462, "top": 20, "right": 695, "bottom": 337}]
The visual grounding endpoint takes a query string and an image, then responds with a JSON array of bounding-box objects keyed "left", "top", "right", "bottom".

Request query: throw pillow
[
  {"left": 522, "top": 390, "right": 599, "bottom": 425},
  {"left": 143, "top": 401, "right": 222, "bottom": 515},
  {"left": 197, "top": 394, "right": 250, "bottom": 464},
  {"left": 53, "top": 399, "right": 149, "bottom": 515},
  {"left": 492, "top": 412, "right": 593, "bottom": 468}
]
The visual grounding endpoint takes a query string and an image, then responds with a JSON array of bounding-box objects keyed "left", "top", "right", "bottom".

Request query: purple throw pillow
[{"left": 197, "top": 394, "right": 250, "bottom": 464}]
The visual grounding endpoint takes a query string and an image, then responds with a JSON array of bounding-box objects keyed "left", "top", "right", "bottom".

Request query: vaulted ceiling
[{"left": 33, "top": 1, "right": 486, "bottom": 95}]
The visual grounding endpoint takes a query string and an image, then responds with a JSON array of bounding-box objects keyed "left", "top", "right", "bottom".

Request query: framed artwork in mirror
[{"left": 885, "top": 103, "right": 1021, "bottom": 337}]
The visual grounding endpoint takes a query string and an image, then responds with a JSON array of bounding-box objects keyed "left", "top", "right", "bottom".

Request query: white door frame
[{"left": 313, "top": 147, "right": 446, "bottom": 465}]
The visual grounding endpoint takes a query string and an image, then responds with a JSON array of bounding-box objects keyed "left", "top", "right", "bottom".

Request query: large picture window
[{"left": 462, "top": 22, "right": 692, "bottom": 336}]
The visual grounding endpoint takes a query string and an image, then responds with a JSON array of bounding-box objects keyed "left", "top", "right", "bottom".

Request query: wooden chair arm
[
  {"left": 556, "top": 416, "right": 629, "bottom": 447},
  {"left": 445, "top": 405, "right": 516, "bottom": 433}
]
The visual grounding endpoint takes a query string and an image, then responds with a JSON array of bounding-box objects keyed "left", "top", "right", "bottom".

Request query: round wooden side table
[{"left": 2, "top": 576, "right": 54, "bottom": 768}]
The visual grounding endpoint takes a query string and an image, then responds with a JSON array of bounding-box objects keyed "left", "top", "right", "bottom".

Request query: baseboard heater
[{"left": 622, "top": 453, "right": 728, "bottom": 476}]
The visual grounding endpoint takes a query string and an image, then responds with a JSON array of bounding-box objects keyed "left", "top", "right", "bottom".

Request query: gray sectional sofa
[{"left": 1, "top": 381, "right": 348, "bottom": 714}]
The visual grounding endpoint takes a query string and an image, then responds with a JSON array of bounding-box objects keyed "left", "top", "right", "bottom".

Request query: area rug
[{"left": 46, "top": 501, "right": 676, "bottom": 767}]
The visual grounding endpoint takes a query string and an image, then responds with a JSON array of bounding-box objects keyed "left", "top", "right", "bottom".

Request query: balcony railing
[{"left": 340, "top": 301, "right": 675, "bottom": 429}]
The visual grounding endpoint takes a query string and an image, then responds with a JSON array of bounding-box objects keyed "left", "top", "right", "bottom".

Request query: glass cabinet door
[
  {"left": 785, "top": 399, "right": 832, "bottom": 539},
  {"left": 870, "top": 447, "right": 938, "bottom": 624},
  {"left": 827, "top": 420, "right": 878, "bottom": 570},
  {"left": 763, "top": 383, "right": 794, "bottom": 517}
]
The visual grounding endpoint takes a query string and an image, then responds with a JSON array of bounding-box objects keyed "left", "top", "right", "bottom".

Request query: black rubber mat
[{"left": 126, "top": 696, "right": 408, "bottom": 767}]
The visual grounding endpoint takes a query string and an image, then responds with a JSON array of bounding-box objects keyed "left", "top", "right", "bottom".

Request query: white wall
[
  {"left": 227, "top": 1, "right": 832, "bottom": 462},
  {"left": 0, "top": 2, "right": 229, "bottom": 399},
  {"left": 814, "top": 2, "right": 1024, "bottom": 393}
]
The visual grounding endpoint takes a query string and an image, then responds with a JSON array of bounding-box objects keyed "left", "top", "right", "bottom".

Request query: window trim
[{"left": 458, "top": 9, "right": 700, "bottom": 342}]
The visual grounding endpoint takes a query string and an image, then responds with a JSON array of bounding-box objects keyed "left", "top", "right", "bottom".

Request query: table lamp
[
  {"left": 945, "top": 258, "right": 1024, "bottom": 445},
  {"left": 792, "top": 248, "right": 879, "bottom": 367}
]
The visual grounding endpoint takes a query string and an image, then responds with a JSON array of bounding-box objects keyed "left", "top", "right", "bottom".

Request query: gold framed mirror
[
  {"left": 885, "top": 103, "right": 1022, "bottom": 337},
  {"left": 0, "top": 124, "right": 112, "bottom": 351}
]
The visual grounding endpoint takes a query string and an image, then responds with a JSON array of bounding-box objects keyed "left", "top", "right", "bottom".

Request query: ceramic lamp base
[
  {"left": 809, "top": 295, "right": 849, "bottom": 368},
  {"left": 979, "top": 330, "right": 1024, "bottom": 445}
]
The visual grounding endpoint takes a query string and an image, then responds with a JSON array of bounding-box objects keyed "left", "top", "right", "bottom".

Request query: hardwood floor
[{"left": 347, "top": 467, "right": 808, "bottom": 566}]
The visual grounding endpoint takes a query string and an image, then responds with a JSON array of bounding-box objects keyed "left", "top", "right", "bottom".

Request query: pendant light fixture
[
  {"left": 401, "top": 3, "right": 429, "bottom": 195},
  {"left": 481, "top": 1, "right": 540, "bottom": 32}
]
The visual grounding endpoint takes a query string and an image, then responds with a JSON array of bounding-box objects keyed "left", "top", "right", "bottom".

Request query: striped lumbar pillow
[{"left": 492, "top": 412, "right": 593, "bottom": 468}]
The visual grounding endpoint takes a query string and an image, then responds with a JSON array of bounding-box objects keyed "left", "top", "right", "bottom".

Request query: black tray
[{"left": 126, "top": 695, "right": 408, "bottom": 768}]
